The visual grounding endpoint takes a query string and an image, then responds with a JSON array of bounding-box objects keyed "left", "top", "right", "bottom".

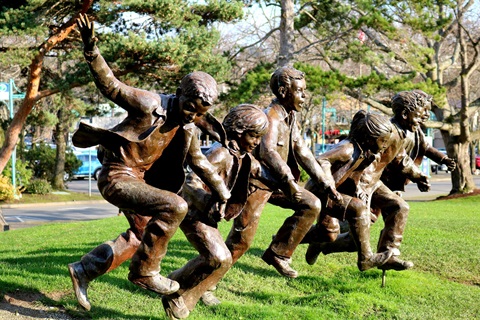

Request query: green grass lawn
[{"left": 0, "top": 196, "right": 479, "bottom": 320}]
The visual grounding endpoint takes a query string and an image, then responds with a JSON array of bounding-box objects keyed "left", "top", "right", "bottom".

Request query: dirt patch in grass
[
  {"left": 0, "top": 291, "right": 73, "bottom": 320},
  {"left": 436, "top": 188, "right": 480, "bottom": 200}
]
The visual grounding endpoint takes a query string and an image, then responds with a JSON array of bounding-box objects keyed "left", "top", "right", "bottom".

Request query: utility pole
[
  {"left": 0, "top": 80, "right": 26, "bottom": 231},
  {"left": 0, "top": 80, "right": 25, "bottom": 196}
]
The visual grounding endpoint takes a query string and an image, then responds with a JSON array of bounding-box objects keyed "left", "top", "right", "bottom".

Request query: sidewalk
[{"left": 0, "top": 199, "right": 107, "bottom": 209}]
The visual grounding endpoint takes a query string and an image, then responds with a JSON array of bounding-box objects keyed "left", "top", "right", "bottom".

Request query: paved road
[
  {"left": 65, "top": 178, "right": 101, "bottom": 195},
  {"left": 2, "top": 201, "right": 117, "bottom": 230},
  {"left": 2, "top": 173, "right": 479, "bottom": 231}
]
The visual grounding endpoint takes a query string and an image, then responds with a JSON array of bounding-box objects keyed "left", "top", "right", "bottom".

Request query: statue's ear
[
  {"left": 195, "top": 112, "right": 227, "bottom": 147},
  {"left": 278, "top": 86, "right": 287, "bottom": 99}
]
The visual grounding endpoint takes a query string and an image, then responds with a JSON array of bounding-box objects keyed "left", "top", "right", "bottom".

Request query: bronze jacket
[
  {"left": 183, "top": 142, "right": 275, "bottom": 222},
  {"left": 254, "top": 101, "right": 334, "bottom": 192},
  {"left": 382, "top": 128, "right": 447, "bottom": 192},
  {"left": 73, "top": 46, "right": 229, "bottom": 199},
  {"left": 356, "top": 118, "right": 424, "bottom": 197}
]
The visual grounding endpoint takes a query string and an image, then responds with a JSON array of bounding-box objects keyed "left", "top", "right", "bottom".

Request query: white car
[{"left": 430, "top": 148, "right": 448, "bottom": 174}]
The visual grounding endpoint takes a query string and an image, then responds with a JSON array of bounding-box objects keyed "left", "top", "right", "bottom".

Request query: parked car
[
  {"left": 67, "top": 152, "right": 102, "bottom": 180},
  {"left": 430, "top": 148, "right": 448, "bottom": 174}
]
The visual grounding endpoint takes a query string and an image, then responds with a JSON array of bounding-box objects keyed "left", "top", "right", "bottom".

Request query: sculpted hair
[
  {"left": 391, "top": 90, "right": 433, "bottom": 116},
  {"left": 180, "top": 71, "right": 218, "bottom": 106},
  {"left": 349, "top": 110, "right": 392, "bottom": 140},
  {"left": 270, "top": 66, "right": 305, "bottom": 98},
  {"left": 223, "top": 104, "right": 269, "bottom": 139}
]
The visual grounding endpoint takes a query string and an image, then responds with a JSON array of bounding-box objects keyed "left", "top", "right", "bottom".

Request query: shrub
[
  {"left": 24, "top": 142, "right": 81, "bottom": 182},
  {"left": 2, "top": 158, "right": 34, "bottom": 192},
  {"left": 0, "top": 175, "right": 15, "bottom": 201},
  {"left": 26, "top": 179, "right": 52, "bottom": 195},
  {"left": 299, "top": 167, "right": 310, "bottom": 182}
]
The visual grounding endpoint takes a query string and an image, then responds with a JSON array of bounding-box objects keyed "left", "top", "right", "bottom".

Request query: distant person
[{"left": 68, "top": 14, "right": 230, "bottom": 311}]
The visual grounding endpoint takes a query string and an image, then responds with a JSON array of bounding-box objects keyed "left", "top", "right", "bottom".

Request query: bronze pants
[
  {"left": 97, "top": 174, "right": 188, "bottom": 278},
  {"left": 371, "top": 183, "right": 409, "bottom": 255},
  {"left": 226, "top": 186, "right": 321, "bottom": 263},
  {"left": 168, "top": 213, "right": 232, "bottom": 311},
  {"left": 310, "top": 183, "right": 409, "bottom": 256},
  {"left": 78, "top": 211, "right": 150, "bottom": 281}
]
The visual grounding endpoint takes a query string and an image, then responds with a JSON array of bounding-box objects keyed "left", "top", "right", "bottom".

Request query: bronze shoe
[
  {"left": 128, "top": 273, "right": 180, "bottom": 295},
  {"left": 201, "top": 290, "right": 221, "bottom": 306},
  {"left": 68, "top": 262, "right": 91, "bottom": 311},
  {"left": 305, "top": 243, "right": 326, "bottom": 265},
  {"left": 162, "top": 295, "right": 190, "bottom": 319},
  {"left": 262, "top": 249, "right": 298, "bottom": 278},
  {"left": 378, "top": 256, "right": 414, "bottom": 271},
  {"left": 358, "top": 250, "right": 393, "bottom": 271}
]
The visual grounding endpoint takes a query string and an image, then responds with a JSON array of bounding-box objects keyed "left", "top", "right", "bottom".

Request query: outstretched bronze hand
[
  {"left": 76, "top": 13, "right": 97, "bottom": 51},
  {"left": 442, "top": 157, "right": 456, "bottom": 172},
  {"left": 415, "top": 174, "right": 431, "bottom": 192}
]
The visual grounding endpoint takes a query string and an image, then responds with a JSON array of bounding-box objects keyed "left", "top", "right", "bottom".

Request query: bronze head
[
  {"left": 223, "top": 104, "right": 268, "bottom": 138},
  {"left": 270, "top": 67, "right": 306, "bottom": 112},
  {"left": 175, "top": 71, "right": 218, "bottom": 125},
  {"left": 223, "top": 104, "right": 269, "bottom": 153},
  {"left": 391, "top": 90, "right": 430, "bottom": 132},
  {"left": 349, "top": 110, "right": 393, "bottom": 154},
  {"left": 179, "top": 71, "right": 218, "bottom": 106}
]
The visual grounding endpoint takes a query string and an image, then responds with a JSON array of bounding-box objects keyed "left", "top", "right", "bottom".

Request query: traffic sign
[
  {"left": 12, "top": 93, "right": 25, "bottom": 99},
  {"left": 0, "top": 82, "right": 9, "bottom": 100}
]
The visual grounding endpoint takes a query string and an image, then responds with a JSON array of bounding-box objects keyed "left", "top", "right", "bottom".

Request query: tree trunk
[
  {"left": 449, "top": 14, "right": 477, "bottom": 194},
  {"left": 278, "top": 0, "right": 295, "bottom": 67},
  {"left": 0, "top": 0, "right": 93, "bottom": 173},
  {"left": 450, "top": 141, "right": 476, "bottom": 194},
  {"left": 52, "top": 108, "right": 67, "bottom": 190}
]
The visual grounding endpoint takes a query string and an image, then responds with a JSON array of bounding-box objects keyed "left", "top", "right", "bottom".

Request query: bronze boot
[
  {"left": 162, "top": 295, "right": 190, "bottom": 319},
  {"left": 128, "top": 218, "right": 180, "bottom": 295},
  {"left": 379, "top": 256, "right": 414, "bottom": 271},
  {"left": 348, "top": 214, "right": 393, "bottom": 271},
  {"left": 68, "top": 262, "right": 91, "bottom": 311},
  {"left": 305, "top": 242, "right": 326, "bottom": 265},
  {"left": 200, "top": 290, "right": 221, "bottom": 306},
  {"left": 262, "top": 248, "right": 298, "bottom": 278}
]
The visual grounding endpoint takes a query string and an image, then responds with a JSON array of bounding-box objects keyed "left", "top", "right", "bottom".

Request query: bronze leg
[
  {"left": 268, "top": 188, "right": 321, "bottom": 258},
  {"left": 225, "top": 188, "right": 272, "bottom": 264},
  {"left": 169, "top": 215, "right": 232, "bottom": 311}
]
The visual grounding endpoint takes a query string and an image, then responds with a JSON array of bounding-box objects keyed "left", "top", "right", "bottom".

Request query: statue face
[
  {"left": 371, "top": 133, "right": 392, "bottom": 154},
  {"left": 401, "top": 106, "right": 425, "bottom": 132},
  {"left": 421, "top": 101, "right": 432, "bottom": 124},
  {"left": 284, "top": 78, "right": 306, "bottom": 112},
  {"left": 178, "top": 96, "right": 210, "bottom": 125},
  {"left": 361, "top": 132, "right": 392, "bottom": 155},
  {"left": 238, "top": 131, "right": 263, "bottom": 154}
]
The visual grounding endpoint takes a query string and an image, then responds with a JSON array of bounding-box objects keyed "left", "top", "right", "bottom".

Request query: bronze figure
[
  {"left": 68, "top": 14, "right": 230, "bottom": 311},
  {"left": 306, "top": 90, "right": 432, "bottom": 271},
  {"left": 301, "top": 110, "right": 394, "bottom": 271},
  {"left": 224, "top": 66, "right": 341, "bottom": 280},
  {"left": 162, "top": 104, "right": 271, "bottom": 319}
]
